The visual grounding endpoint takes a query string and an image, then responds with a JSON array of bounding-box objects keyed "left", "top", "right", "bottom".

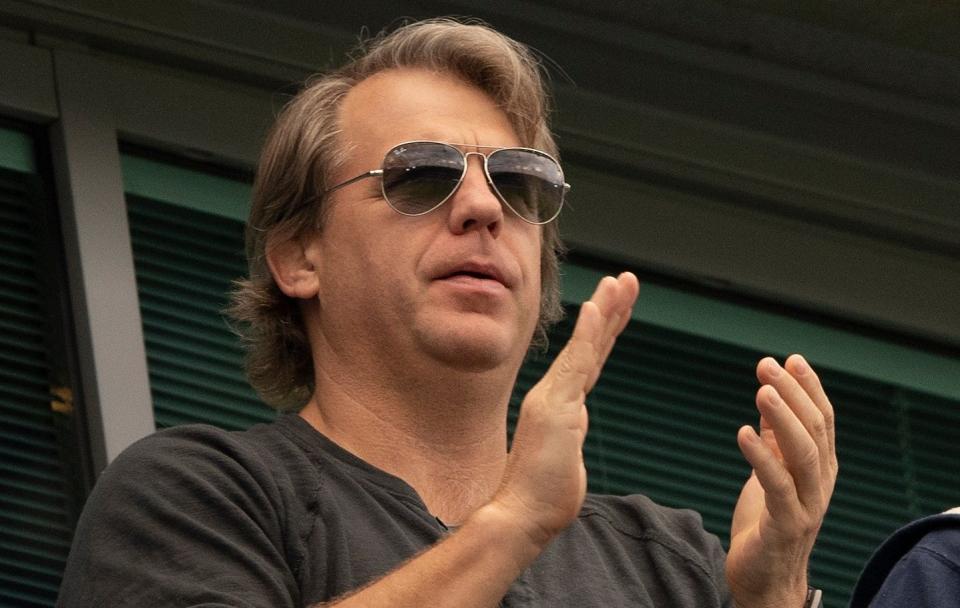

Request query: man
[{"left": 58, "top": 19, "right": 837, "bottom": 607}]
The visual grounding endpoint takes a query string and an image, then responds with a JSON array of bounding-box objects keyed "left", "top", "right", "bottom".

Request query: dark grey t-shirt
[{"left": 58, "top": 414, "right": 732, "bottom": 607}]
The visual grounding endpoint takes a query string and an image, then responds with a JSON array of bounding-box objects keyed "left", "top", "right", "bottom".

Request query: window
[
  {"left": 0, "top": 124, "right": 85, "bottom": 607},
  {"left": 122, "top": 152, "right": 272, "bottom": 430}
]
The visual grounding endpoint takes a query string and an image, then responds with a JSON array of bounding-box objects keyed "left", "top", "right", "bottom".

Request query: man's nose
[{"left": 446, "top": 154, "right": 503, "bottom": 237}]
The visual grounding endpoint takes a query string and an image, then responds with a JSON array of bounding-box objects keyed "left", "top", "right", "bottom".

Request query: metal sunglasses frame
[{"left": 324, "top": 140, "right": 570, "bottom": 225}]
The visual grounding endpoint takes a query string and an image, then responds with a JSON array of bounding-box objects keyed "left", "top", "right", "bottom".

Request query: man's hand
[
  {"left": 322, "top": 274, "right": 639, "bottom": 608},
  {"left": 726, "top": 355, "right": 838, "bottom": 608},
  {"left": 491, "top": 272, "right": 640, "bottom": 552}
]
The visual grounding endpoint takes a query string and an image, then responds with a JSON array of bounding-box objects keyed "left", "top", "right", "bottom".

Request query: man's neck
[{"left": 300, "top": 360, "right": 515, "bottom": 524}]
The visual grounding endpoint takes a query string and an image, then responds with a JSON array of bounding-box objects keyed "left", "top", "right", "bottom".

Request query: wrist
[
  {"left": 732, "top": 578, "right": 809, "bottom": 608},
  {"left": 467, "top": 501, "right": 550, "bottom": 570}
]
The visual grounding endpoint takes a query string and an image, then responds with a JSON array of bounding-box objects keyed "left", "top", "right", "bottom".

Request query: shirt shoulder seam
[{"left": 578, "top": 508, "right": 724, "bottom": 596}]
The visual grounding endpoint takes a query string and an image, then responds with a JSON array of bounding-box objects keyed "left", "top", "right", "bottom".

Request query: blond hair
[{"left": 228, "top": 18, "right": 565, "bottom": 410}]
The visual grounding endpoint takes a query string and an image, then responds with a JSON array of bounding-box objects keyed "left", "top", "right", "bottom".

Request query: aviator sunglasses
[{"left": 325, "top": 141, "right": 570, "bottom": 225}]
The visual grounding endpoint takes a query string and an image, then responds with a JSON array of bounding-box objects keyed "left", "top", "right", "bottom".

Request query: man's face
[{"left": 306, "top": 68, "right": 543, "bottom": 376}]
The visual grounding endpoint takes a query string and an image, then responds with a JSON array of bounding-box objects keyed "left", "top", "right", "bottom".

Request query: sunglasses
[{"left": 324, "top": 141, "right": 569, "bottom": 225}]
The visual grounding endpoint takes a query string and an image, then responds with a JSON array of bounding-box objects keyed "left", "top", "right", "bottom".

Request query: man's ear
[{"left": 266, "top": 232, "right": 321, "bottom": 300}]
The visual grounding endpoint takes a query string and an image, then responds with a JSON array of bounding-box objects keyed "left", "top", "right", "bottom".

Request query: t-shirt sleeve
[{"left": 57, "top": 426, "right": 302, "bottom": 608}]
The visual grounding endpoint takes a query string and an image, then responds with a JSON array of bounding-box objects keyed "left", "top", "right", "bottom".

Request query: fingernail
[
  {"left": 792, "top": 355, "right": 809, "bottom": 375},
  {"left": 765, "top": 358, "right": 782, "bottom": 377}
]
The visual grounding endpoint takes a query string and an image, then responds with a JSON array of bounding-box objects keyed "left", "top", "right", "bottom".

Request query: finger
[
  {"left": 755, "top": 384, "right": 822, "bottom": 507},
  {"left": 588, "top": 276, "right": 625, "bottom": 353},
  {"left": 587, "top": 273, "right": 637, "bottom": 327},
  {"left": 784, "top": 354, "right": 837, "bottom": 472},
  {"left": 736, "top": 425, "right": 799, "bottom": 518},
  {"left": 593, "top": 273, "right": 640, "bottom": 364},
  {"left": 545, "top": 273, "right": 638, "bottom": 406},
  {"left": 542, "top": 301, "right": 603, "bottom": 403},
  {"left": 592, "top": 276, "right": 639, "bottom": 389},
  {"left": 758, "top": 414, "right": 784, "bottom": 461},
  {"left": 574, "top": 274, "right": 638, "bottom": 389},
  {"left": 605, "top": 273, "right": 639, "bottom": 341},
  {"left": 757, "top": 357, "right": 832, "bottom": 484},
  {"left": 586, "top": 275, "right": 618, "bottom": 310}
]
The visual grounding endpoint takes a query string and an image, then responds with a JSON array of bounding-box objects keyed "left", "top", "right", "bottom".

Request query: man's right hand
[
  {"left": 491, "top": 272, "right": 640, "bottom": 552},
  {"left": 324, "top": 272, "right": 639, "bottom": 608}
]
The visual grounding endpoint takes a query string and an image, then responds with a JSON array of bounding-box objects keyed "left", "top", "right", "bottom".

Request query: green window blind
[
  {"left": 509, "top": 308, "right": 960, "bottom": 606},
  {"left": 0, "top": 129, "right": 76, "bottom": 607},
  {"left": 123, "top": 152, "right": 269, "bottom": 430},
  {"left": 126, "top": 194, "right": 274, "bottom": 430}
]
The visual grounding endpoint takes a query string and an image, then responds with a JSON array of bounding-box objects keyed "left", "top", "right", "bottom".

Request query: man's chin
[{"left": 415, "top": 318, "right": 530, "bottom": 373}]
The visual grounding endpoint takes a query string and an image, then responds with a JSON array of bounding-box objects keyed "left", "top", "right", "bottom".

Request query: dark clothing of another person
[
  {"left": 57, "top": 414, "right": 732, "bottom": 607},
  {"left": 849, "top": 511, "right": 960, "bottom": 608}
]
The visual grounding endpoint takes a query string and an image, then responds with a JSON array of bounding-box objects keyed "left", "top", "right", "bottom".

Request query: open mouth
[
  {"left": 445, "top": 270, "right": 497, "bottom": 281},
  {"left": 437, "top": 263, "right": 508, "bottom": 287}
]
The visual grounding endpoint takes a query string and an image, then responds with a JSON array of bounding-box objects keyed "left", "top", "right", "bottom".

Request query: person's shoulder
[
  {"left": 93, "top": 415, "right": 321, "bottom": 508},
  {"left": 581, "top": 493, "right": 712, "bottom": 539},
  {"left": 106, "top": 419, "right": 277, "bottom": 476},
  {"left": 850, "top": 512, "right": 960, "bottom": 607},
  {"left": 865, "top": 511, "right": 960, "bottom": 567},
  {"left": 918, "top": 519, "right": 960, "bottom": 555},
  {"left": 907, "top": 513, "right": 960, "bottom": 567},
  {"left": 571, "top": 494, "right": 728, "bottom": 601},
  {"left": 59, "top": 417, "right": 319, "bottom": 606}
]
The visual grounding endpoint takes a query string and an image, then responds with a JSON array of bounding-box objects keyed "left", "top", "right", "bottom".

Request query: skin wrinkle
[
  {"left": 304, "top": 368, "right": 504, "bottom": 462},
  {"left": 302, "top": 305, "right": 517, "bottom": 447},
  {"left": 301, "top": 367, "right": 508, "bottom": 526}
]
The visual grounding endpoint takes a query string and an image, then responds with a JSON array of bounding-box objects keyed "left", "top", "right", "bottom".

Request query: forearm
[{"left": 316, "top": 503, "right": 544, "bottom": 608}]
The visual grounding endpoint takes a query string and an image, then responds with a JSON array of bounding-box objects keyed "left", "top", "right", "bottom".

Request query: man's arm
[
  {"left": 322, "top": 273, "right": 639, "bottom": 607},
  {"left": 725, "top": 355, "right": 839, "bottom": 608}
]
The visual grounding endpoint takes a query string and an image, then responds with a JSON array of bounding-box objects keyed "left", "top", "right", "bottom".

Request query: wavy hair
[{"left": 228, "top": 18, "right": 565, "bottom": 409}]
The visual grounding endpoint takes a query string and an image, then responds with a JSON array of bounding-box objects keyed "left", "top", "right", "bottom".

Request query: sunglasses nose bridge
[
  {"left": 459, "top": 150, "right": 497, "bottom": 196},
  {"left": 461, "top": 150, "right": 488, "bottom": 172}
]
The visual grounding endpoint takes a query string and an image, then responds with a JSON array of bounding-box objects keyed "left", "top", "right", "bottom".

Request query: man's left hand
[{"left": 726, "top": 355, "right": 838, "bottom": 608}]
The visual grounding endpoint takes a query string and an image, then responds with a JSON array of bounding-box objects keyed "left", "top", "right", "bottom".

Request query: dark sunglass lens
[
  {"left": 487, "top": 150, "right": 564, "bottom": 223},
  {"left": 381, "top": 143, "right": 464, "bottom": 214}
]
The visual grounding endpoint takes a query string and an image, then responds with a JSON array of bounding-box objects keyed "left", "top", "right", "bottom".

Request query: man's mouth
[{"left": 437, "top": 263, "right": 509, "bottom": 287}]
